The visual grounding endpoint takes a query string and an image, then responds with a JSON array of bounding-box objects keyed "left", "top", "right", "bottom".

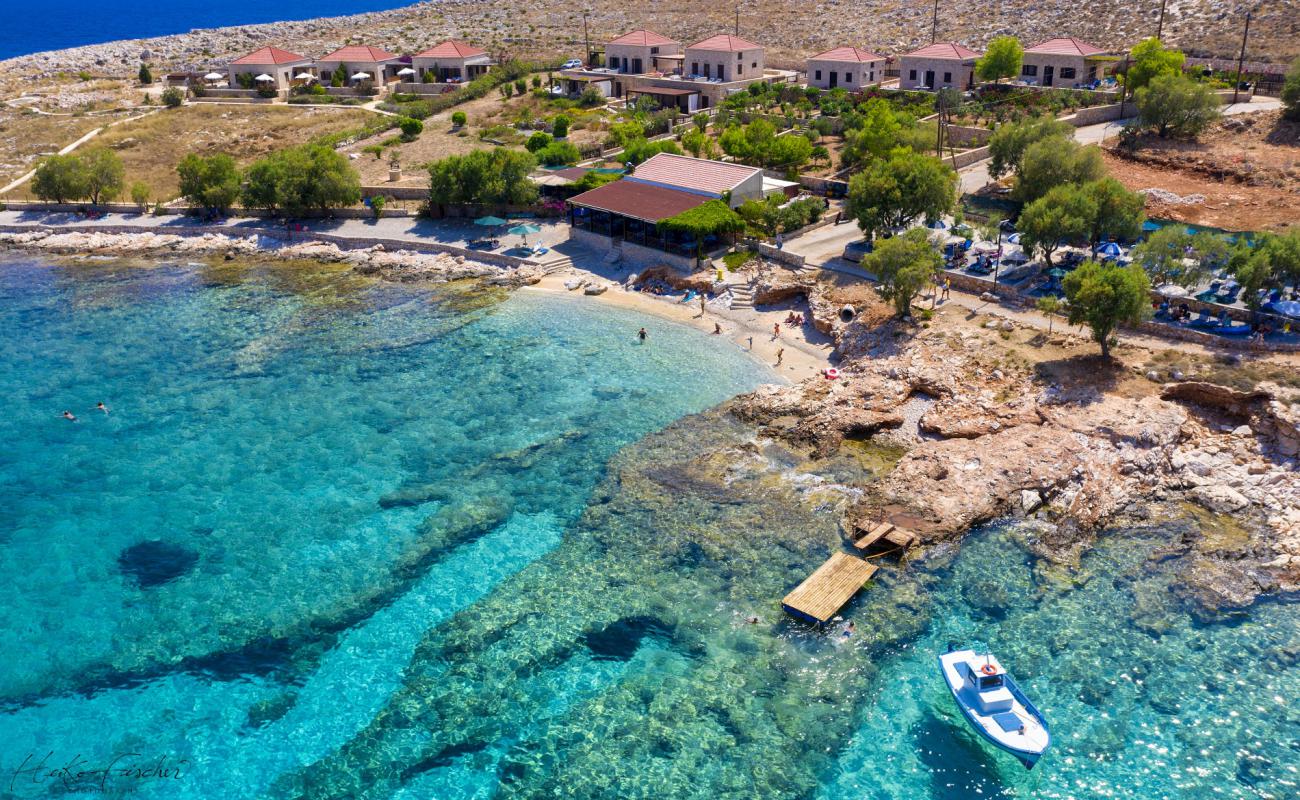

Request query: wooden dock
[
  {"left": 781, "top": 552, "right": 879, "bottom": 625},
  {"left": 852, "top": 521, "right": 917, "bottom": 553}
]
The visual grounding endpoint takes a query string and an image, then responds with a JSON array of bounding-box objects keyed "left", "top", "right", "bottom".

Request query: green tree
[
  {"left": 681, "top": 129, "right": 712, "bottom": 159},
  {"left": 130, "top": 181, "right": 151, "bottom": 210},
  {"left": 160, "top": 87, "right": 184, "bottom": 107},
  {"left": 656, "top": 200, "right": 744, "bottom": 261},
  {"left": 864, "top": 228, "right": 943, "bottom": 316},
  {"left": 525, "top": 131, "right": 553, "bottom": 152},
  {"left": 451, "top": 111, "right": 467, "bottom": 128},
  {"left": 331, "top": 63, "right": 347, "bottom": 88},
  {"left": 1135, "top": 74, "right": 1220, "bottom": 138},
  {"left": 552, "top": 114, "right": 570, "bottom": 138},
  {"left": 987, "top": 115, "right": 1073, "bottom": 179},
  {"left": 1282, "top": 57, "right": 1300, "bottom": 121},
  {"left": 1079, "top": 177, "right": 1145, "bottom": 251},
  {"left": 1122, "top": 38, "right": 1185, "bottom": 96},
  {"left": 177, "top": 152, "right": 242, "bottom": 214},
  {"left": 1131, "top": 225, "right": 1192, "bottom": 286},
  {"left": 80, "top": 147, "right": 124, "bottom": 205},
  {"left": 692, "top": 112, "right": 709, "bottom": 133},
  {"left": 841, "top": 98, "right": 904, "bottom": 167},
  {"left": 846, "top": 148, "right": 958, "bottom": 240},
  {"left": 571, "top": 170, "right": 619, "bottom": 193},
  {"left": 536, "top": 140, "right": 580, "bottom": 166},
  {"left": 397, "top": 117, "right": 424, "bottom": 141},
  {"left": 1228, "top": 243, "right": 1274, "bottom": 311},
  {"left": 138, "top": 63, "right": 153, "bottom": 85},
  {"left": 1036, "top": 295, "right": 1061, "bottom": 334},
  {"left": 31, "top": 154, "right": 89, "bottom": 203},
  {"left": 427, "top": 148, "right": 538, "bottom": 209},
  {"left": 1014, "top": 136, "right": 1104, "bottom": 202},
  {"left": 242, "top": 143, "right": 361, "bottom": 215},
  {"left": 1259, "top": 230, "right": 1300, "bottom": 287},
  {"left": 1016, "top": 184, "right": 1095, "bottom": 267},
  {"left": 976, "top": 36, "right": 1023, "bottom": 84},
  {"left": 1061, "top": 260, "right": 1151, "bottom": 357},
  {"left": 621, "top": 137, "right": 680, "bottom": 165}
]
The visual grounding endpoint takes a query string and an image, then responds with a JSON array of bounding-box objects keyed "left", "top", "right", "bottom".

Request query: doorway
[
  {"left": 829, "top": 71, "right": 838, "bottom": 88},
  {"left": 924, "top": 70, "right": 935, "bottom": 88},
  {"left": 1043, "top": 65, "right": 1055, "bottom": 86}
]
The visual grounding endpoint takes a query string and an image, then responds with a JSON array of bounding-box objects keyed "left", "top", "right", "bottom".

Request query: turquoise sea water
[{"left": 1, "top": 257, "right": 1297, "bottom": 799}]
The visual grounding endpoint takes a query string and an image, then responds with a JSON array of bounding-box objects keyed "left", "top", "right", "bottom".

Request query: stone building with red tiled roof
[
  {"left": 316, "top": 44, "right": 401, "bottom": 87},
  {"left": 1022, "top": 37, "right": 1116, "bottom": 87},
  {"left": 684, "top": 33, "right": 765, "bottom": 83},
  {"left": 898, "top": 42, "right": 983, "bottom": 91},
  {"left": 806, "top": 46, "right": 887, "bottom": 90},
  {"left": 410, "top": 40, "right": 494, "bottom": 84},
  {"left": 226, "top": 46, "right": 313, "bottom": 92},
  {"left": 605, "top": 29, "right": 683, "bottom": 75}
]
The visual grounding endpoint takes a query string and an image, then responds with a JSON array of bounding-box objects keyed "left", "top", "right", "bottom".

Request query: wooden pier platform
[
  {"left": 852, "top": 521, "right": 917, "bottom": 553},
  {"left": 781, "top": 552, "right": 878, "bottom": 625}
]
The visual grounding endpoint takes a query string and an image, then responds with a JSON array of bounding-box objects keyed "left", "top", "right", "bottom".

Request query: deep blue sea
[
  {"left": 0, "top": 0, "right": 409, "bottom": 60},
  {"left": 1, "top": 256, "right": 1296, "bottom": 799}
]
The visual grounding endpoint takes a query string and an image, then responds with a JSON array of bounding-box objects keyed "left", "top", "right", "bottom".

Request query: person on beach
[
  {"left": 942, "top": 278, "right": 951, "bottom": 299},
  {"left": 776, "top": 233, "right": 784, "bottom": 251},
  {"left": 773, "top": 322, "right": 780, "bottom": 338},
  {"left": 776, "top": 348, "right": 784, "bottom": 366},
  {"left": 747, "top": 336, "right": 753, "bottom": 350},
  {"left": 638, "top": 327, "right": 647, "bottom": 342},
  {"left": 96, "top": 402, "right": 109, "bottom": 415},
  {"left": 699, "top": 294, "right": 706, "bottom": 316},
  {"left": 714, "top": 322, "right": 722, "bottom": 335},
  {"left": 62, "top": 411, "right": 77, "bottom": 422}
]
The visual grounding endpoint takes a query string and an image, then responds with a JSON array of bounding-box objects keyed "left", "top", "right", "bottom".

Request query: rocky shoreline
[{"left": 728, "top": 276, "right": 1300, "bottom": 617}]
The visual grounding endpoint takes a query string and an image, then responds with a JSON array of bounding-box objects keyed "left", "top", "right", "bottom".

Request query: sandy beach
[{"left": 523, "top": 269, "right": 836, "bottom": 383}]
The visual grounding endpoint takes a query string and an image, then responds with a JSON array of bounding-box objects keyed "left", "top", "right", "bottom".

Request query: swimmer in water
[
  {"left": 841, "top": 620, "right": 855, "bottom": 638},
  {"left": 62, "top": 411, "right": 78, "bottom": 422},
  {"left": 638, "top": 327, "right": 647, "bottom": 342},
  {"left": 96, "top": 402, "right": 109, "bottom": 415}
]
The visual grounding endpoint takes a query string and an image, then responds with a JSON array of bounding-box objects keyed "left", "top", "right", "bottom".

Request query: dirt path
[{"left": 0, "top": 108, "right": 160, "bottom": 194}]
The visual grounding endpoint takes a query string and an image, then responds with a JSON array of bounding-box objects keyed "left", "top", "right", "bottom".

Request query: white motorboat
[{"left": 938, "top": 647, "right": 1051, "bottom": 769}]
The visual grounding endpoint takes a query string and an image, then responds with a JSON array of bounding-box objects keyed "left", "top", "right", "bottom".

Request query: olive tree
[
  {"left": 31, "top": 154, "right": 89, "bottom": 203},
  {"left": 177, "top": 153, "right": 242, "bottom": 214},
  {"left": 846, "top": 148, "right": 958, "bottom": 241},
  {"left": 80, "top": 147, "right": 125, "bottom": 205},
  {"left": 1013, "top": 136, "right": 1104, "bottom": 203},
  {"left": 1062, "top": 260, "right": 1151, "bottom": 357},
  {"left": 987, "top": 115, "right": 1073, "bottom": 180},
  {"left": 864, "top": 228, "right": 944, "bottom": 316},
  {"left": 1135, "top": 75, "right": 1221, "bottom": 138},
  {"left": 1017, "top": 184, "right": 1095, "bottom": 267}
]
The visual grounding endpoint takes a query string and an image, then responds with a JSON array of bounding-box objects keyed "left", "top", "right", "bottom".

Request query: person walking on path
[
  {"left": 942, "top": 278, "right": 951, "bottom": 300},
  {"left": 775, "top": 233, "right": 784, "bottom": 251},
  {"left": 776, "top": 348, "right": 784, "bottom": 366},
  {"left": 699, "top": 293, "right": 706, "bottom": 317}
]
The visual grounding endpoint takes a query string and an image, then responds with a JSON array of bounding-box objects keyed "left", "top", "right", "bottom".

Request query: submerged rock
[{"left": 117, "top": 540, "right": 199, "bottom": 588}]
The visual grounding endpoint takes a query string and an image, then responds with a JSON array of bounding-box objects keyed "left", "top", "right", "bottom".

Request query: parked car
[{"left": 561, "top": 59, "right": 583, "bottom": 70}]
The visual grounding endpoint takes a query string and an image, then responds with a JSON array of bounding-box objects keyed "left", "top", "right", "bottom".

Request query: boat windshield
[{"left": 979, "top": 675, "right": 1004, "bottom": 690}]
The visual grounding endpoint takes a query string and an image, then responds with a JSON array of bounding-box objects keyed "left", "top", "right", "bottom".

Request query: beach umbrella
[
  {"left": 1156, "top": 284, "right": 1190, "bottom": 298},
  {"left": 203, "top": 72, "right": 224, "bottom": 81},
  {"left": 973, "top": 241, "right": 999, "bottom": 253},
  {"left": 351, "top": 72, "right": 371, "bottom": 80},
  {"left": 1269, "top": 300, "right": 1300, "bottom": 319},
  {"left": 474, "top": 215, "right": 508, "bottom": 227},
  {"left": 1095, "top": 241, "right": 1123, "bottom": 257},
  {"left": 397, "top": 67, "right": 416, "bottom": 76},
  {"left": 509, "top": 223, "right": 542, "bottom": 248},
  {"left": 254, "top": 74, "right": 274, "bottom": 82},
  {"left": 926, "top": 218, "right": 947, "bottom": 229},
  {"left": 1046, "top": 267, "right": 1067, "bottom": 278},
  {"left": 293, "top": 72, "right": 316, "bottom": 81},
  {"left": 1006, "top": 232, "right": 1022, "bottom": 244},
  {"left": 1221, "top": 279, "right": 1240, "bottom": 291}
]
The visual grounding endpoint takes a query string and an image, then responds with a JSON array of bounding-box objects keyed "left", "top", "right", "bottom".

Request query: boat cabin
[{"left": 960, "top": 656, "right": 1015, "bottom": 714}]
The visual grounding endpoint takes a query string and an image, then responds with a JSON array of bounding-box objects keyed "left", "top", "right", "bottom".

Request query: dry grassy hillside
[{"left": 0, "top": 0, "right": 1293, "bottom": 88}]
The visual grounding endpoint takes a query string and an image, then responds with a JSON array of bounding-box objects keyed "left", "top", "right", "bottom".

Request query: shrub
[
  {"left": 451, "top": 110, "right": 467, "bottom": 128},
  {"left": 552, "top": 114, "right": 570, "bottom": 138},
  {"left": 1135, "top": 74, "right": 1221, "bottom": 138},
  {"left": 362, "top": 144, "right": 385, "bottom": 159},
  {"left": 161, "top": 87, "right": 185, "bottom": 108},
  {"left": 531, "top": 75, "right": 542, "bottom": 89},
  {"left": 138, "top": 63, "right": 153, "bottom": 85},
  {"left": 130, "top": 181, "right": 150, "bottom": 209},
  {"left": 514, "top": 78, "right": 527, "bottom": 94},
  {"left": 536, "top": 140, "right": 580, "bottom": 166},
  {"left": 500, "top": 83, "right": 514, "bottom": 99},
  {"left": 397, "top": 117, "right": 424, "bottom": 141},
  {"left": 427, "top": 148, "right": 538, "bottom": 209},
  {"left": 1283, "top": 58, "right": 1300, "bottom": 121},
  {"left": 578, "top": 87, "right": 604, "bottom": 107},
  {"left": 369, "top": 195, "right": 386, "bottom": 218},
  {"left": 525, "top": 131, "right": 553, "bottom": 153}
]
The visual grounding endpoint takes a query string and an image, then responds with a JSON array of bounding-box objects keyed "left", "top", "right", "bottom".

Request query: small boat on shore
[{"left": 938, "top": 647, "right": 1050, "bottom": 769}]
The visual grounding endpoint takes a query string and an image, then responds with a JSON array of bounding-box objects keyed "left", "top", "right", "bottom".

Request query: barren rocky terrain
[{"left": 0, "top": 0, "right": 1294, "bottom": 92}]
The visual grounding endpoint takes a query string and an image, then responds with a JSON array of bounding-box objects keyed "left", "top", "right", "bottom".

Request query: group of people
[
  {"left": 61, "top": 402, "right": 109, "bottom": 422},
  {"left": 783, "top": 312, "right": 806, "bottom": 326}
]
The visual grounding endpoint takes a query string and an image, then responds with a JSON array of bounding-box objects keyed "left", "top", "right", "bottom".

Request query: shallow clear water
[{"left": 2, "top": 257, "right": 1297, "bottom": 799}]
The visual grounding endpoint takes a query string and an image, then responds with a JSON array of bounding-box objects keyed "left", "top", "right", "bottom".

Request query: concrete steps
[{"left": 730, "top": 284, "right": 755, "bottom": 310}]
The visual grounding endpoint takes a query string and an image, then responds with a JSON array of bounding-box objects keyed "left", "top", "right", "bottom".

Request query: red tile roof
[
  {"left": 318, "top": 45, "right": 397, "bottom": 63},
  {"left": 628, "top": 153, "right": 761, "bottom": 196},
  {"left": 687, "top": 33, "right": 762, "bottom": 52},
  {"left": 1024, "top": 37, "right": 1108, "bottom": 57},
  {"left": 903, "top": 42, "right": 982, "bottom": 61},
  {"left": 568, "top": 180, "right": 710, "bottom": 222},
  {"left": 414, "top": 40, "right": 486, "bottom": 59},
  {"left": 608, "top": 29, "right": 678, "bottom": 47},
  {"left": 809, "top": 46, "right": 886, "bottom": 63},
  {"left": 231, "top": 46, "right": 309, "bottom": 65}
]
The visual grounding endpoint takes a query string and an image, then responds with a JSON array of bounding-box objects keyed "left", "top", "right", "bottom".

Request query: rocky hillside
[{"left": 0, "top": 0, "right": 1292, "bottom": 87}]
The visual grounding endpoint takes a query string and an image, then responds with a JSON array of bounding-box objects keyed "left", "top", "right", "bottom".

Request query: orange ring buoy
[
  {"left": 824, "top": 368, "right": 840, "bottom": 380},
  {"left": 980, "top": 664, "right": 997, "bottom": 676}
]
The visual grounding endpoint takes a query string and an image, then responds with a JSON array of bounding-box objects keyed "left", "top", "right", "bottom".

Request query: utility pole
[
  {"left": 1232, "top": 10, "right": 1253, "bottom": 105},
  {"left": 931, "top": 0, "right": 940, "bottom": 44},
  {"left": 1117, "top": 52, "right": 1130, "bottom": 118},
  {"left": 1156, "top": 0, "right": 1168, "bottom": 40},
  {"left": 582, "top": 11, "right": 590, "bottom": 66},
  {"left": 936, "top": 91, "right": 945, "bottom": 155},
  {"left": 735, "top": 4, "right": 740, "bottom": 36}
]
